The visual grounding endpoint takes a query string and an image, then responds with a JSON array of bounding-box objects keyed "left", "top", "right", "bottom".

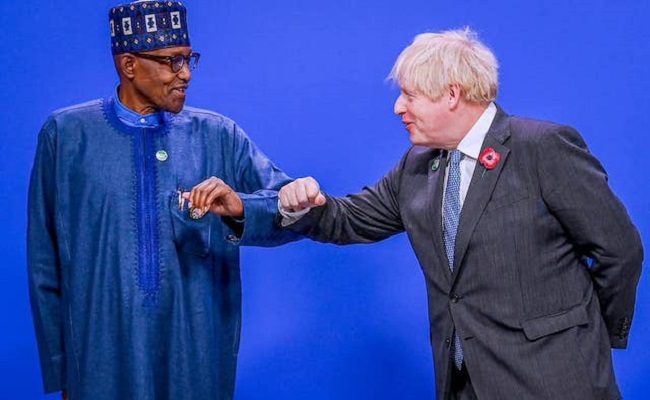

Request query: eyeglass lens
[{"left": 171, "top": 54, "right": 200, "bottom": 72}]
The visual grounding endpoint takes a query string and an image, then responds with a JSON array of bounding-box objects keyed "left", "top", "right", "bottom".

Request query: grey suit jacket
[{"left": 286, "top": 107, "right": 643, "bottom": 399}]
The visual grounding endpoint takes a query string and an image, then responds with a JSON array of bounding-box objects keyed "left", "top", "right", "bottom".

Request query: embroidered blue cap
[{"left": 109, "top": 1, "right": 191, "bottom": 55}]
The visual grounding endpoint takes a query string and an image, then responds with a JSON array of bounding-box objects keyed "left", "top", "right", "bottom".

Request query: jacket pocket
[
  {"left": 169, "top": 194, "right": 211, "bottom": 257},
  {"left": 521, "top": 303, "right": 589, "bottom": 341}
]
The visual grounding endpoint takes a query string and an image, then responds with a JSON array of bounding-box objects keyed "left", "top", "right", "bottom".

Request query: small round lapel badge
[
  {"left": 431, "top": 158, "right": 440, "bottom": 172},
  {"left": 155, "top": 150, "right": 168, "bottom": 162}
]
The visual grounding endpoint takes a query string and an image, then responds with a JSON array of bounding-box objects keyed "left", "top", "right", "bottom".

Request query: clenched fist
[{"left": 279, "top": 176, "right": 327, "bottom": 212}]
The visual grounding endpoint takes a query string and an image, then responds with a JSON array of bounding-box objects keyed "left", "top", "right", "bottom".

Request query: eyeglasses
[{"left": 133, "top": 52, "right": 201, "bottom": 73}]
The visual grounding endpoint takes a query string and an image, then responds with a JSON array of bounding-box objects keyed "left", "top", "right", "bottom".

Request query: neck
[
  {"left": 118, "top": 84, "right": 158, "bottom": 115},
  {"left": 446, "top": 101, "right": 490, "bottom": 149}
]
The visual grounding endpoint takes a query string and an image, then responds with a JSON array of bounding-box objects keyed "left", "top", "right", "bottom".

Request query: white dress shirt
[{"left": 443, "top": 102, "right": 497, "bottom": 209}]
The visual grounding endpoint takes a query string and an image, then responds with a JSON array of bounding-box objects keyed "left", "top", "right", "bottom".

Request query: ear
[
  {"left": 117, "top": 54, "right": 137, "bottom": 80},
  {"left": 447, "top": 84, "right": 461, "bottom": 110}
]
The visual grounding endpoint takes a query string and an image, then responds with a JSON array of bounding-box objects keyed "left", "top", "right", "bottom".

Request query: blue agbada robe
[{"left": 27, "top": 96, "right": 298, "bottom": 399}]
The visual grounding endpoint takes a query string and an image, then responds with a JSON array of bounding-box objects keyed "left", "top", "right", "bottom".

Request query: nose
[
  {"left": 394, "top": 94, "right": 406, "bottom": 115},
  {"left": 177, "top": 62, "right": 192, "bottom": 81}
]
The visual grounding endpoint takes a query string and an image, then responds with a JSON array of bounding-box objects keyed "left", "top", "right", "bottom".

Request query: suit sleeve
[
  {"left": 226, "top": 124, "right": 301, "bottom": 247},
  {"left": 285, "top": 152, "right": 408, "bottom": 244},
  {"left": 536, "top": 126, "right": 643, "bottom": 349},
  {"left": 27, "top": 118, "right": 66, "bottom": 393}
]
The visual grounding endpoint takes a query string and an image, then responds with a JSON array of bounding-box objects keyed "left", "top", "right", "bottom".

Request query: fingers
[
  {"left": 281, "top": 182, "right": 300, "bottom": 210},
  {"left": 279, "top": 182, "right": 299, "bottom": 211},
  {"left": 279, "top": 177, "right": 324, "bottom": 211},
  {"left": 303, "top": 177, "right": 322, "bottom": 203},
  {"left": 293, "top": 180, "right": 309, "bottom": 208},
  {"left": 195, "top": 177, "right": 223, "bottom": 209},
  {"left": 278, "top": 185, "right": 291, "bottom": 210},
  {"left": 180, "top": 177, "right": 243, "bottom": 218},
  {"left": 314, "top": 192, "right": 327, "bottom": 206},
  {"left": 186, "top": 177, "right": 229, "bottom": 209},
  {"left": 204, "top": 185, "right": 233, "bottom": 210}
]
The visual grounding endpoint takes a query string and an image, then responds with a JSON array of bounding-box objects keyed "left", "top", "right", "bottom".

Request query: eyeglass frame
[{"left": 131, "top": 51, "right": 201, "bottom": 73}]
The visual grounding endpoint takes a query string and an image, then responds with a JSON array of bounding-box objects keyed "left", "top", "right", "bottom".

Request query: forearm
[
  {"left": 233, "top": 192, "right": 302, "bottom": 247},
  {"left": 590, "top": 221, "right": 643, "bottom": 348},
  {"left": 285, "top": 193, "right": 403, "bottom": 245}
]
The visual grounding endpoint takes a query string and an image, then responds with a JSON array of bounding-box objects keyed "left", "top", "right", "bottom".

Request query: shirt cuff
[{"left": 277, "top": 199, "right": 311, "bottom": 227}]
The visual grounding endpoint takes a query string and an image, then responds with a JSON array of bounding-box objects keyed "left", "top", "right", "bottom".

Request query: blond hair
[{"left": 388, "top": 28, "right": 498, "bottom": 103}]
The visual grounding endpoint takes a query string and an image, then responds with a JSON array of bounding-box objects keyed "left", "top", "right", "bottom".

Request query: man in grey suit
[{"left": 276, "top": 29, "right": 643, "bottom": 399}]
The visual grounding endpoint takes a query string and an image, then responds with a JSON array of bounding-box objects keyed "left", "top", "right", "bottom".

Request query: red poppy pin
[{"left": 478, "top": 147, "right": 501, "bottom": 170}]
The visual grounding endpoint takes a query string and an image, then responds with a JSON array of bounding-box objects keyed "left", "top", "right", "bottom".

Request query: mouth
[{"left": 171, "top": 86, "right": 188, "bottom": 96}]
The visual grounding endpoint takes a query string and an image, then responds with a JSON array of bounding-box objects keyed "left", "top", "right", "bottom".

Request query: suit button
[
  {"left": 450, "top": 294, "right": 460, "bottom": 303},
  {"left": 445, "top": 337, "right": 451, "bottom": 347}
]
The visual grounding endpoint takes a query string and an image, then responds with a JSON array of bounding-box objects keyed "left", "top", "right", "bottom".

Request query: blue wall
[{"left": 1, "top": 0, "right": 648, "bottom": 398}]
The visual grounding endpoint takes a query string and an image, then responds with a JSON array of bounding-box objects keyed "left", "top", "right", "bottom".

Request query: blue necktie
[{"left": 443, "top": 149, "right": 464, "bottom": 369}]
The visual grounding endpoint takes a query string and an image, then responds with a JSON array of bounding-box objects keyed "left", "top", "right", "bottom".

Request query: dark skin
[
  {"left": 115, "top": 46, "right": 192, "bottom": 114},
  {"left": 111, "top": 46, "right": 244, "bottom": 219},
  {"left": 182, "top": 177, "right": 244, "bottom": 218}
]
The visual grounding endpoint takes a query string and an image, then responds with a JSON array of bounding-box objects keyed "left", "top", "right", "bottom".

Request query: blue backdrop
[{"left": 1, "top": 0, "right": 648, "bottom": 398}]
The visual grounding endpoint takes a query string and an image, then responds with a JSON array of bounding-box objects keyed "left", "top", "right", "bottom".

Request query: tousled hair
[{"left": 389, "top": 27, "right": 498, "bottom": 103}]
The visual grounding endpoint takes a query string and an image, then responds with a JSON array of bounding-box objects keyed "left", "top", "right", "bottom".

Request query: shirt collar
[
  {"left": 456, "top": 102, "right": 497, "bottom": 160},
  {"left": 113, "top": 86, "right": 165, "bottom": 128}
]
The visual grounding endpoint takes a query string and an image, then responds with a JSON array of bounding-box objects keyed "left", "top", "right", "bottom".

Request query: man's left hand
[{"left": 183, "top": 177, "right": 244, "bottom": 218}]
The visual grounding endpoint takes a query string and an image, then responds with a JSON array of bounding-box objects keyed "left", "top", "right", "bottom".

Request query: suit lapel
[
  {"left": 427, "top": 149, "right": 452, "bottom": 284},
  {"left": 451, "top": 108, "right": 511, "bottom": 285}
]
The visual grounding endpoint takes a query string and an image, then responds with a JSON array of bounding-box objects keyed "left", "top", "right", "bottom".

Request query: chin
[
  {"left": 408, "top": 134, "right": 425, "bottom": 146},
  {"left": 409, "top": 138, "right": 437, "bottom": 149},
  {"left": 165, "top": 102, "right": 185, "bottom": 114}
]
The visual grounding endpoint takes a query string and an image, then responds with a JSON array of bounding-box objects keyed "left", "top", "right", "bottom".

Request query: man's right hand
[{"left": 279, "top": 177, "right": 327, "bottom": 212}]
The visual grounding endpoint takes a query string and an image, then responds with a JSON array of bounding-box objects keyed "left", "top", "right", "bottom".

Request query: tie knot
[{"left": 449, "top": 150, "right": 462, "bottom": 165}]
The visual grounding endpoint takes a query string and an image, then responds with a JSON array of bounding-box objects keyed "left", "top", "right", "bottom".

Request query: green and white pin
[
  {"left": 155, "top": 150, "right": 168, "bottom": 162},
  {"left": 431, "top": 157, "right": 440, "bottom": 172}
]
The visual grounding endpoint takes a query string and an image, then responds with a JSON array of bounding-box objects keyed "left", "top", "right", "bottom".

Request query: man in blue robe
[{"left": 27, "top": 2, "right": 296, "bottom": 399}]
